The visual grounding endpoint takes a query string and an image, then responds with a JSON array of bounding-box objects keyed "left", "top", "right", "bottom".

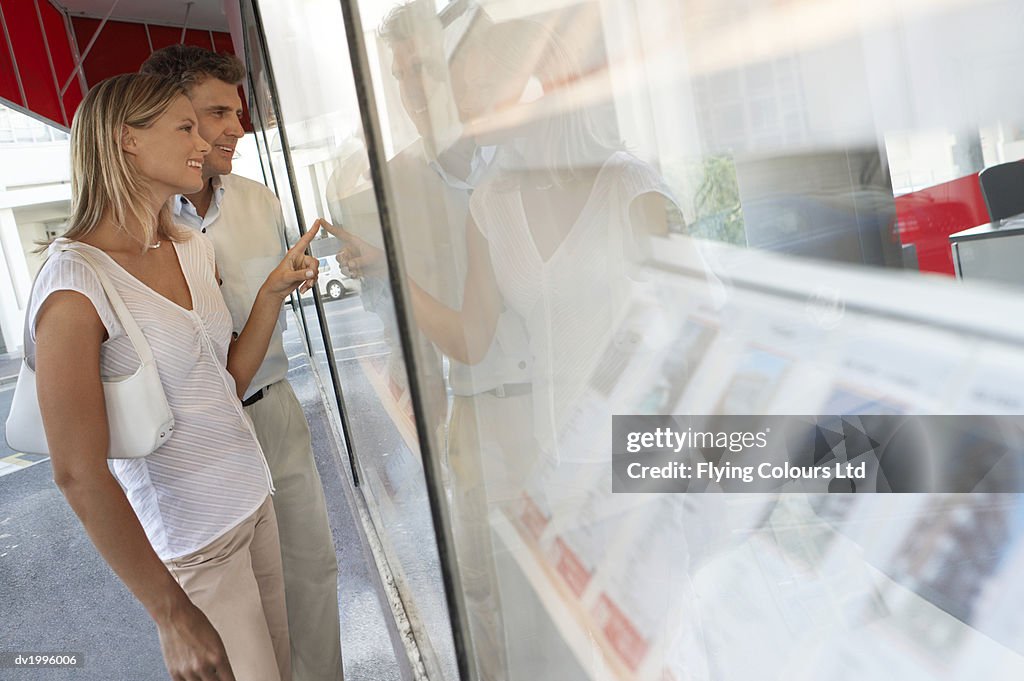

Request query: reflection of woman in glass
[
  {"left": 435, "top": 20, "right": 677, "bottom": 461},
  {"left": 327, "top": 19, "right": 678, "bottom": 463},
  {"left": 323, "top": 20, "right": 712, "bottom": 676},
  {"left": 32, "top": 74, "right": 319, "bottom": 681}
]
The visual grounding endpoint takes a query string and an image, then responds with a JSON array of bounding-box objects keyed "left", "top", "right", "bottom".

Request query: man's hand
[
  {"left": 156, "top": 600, "right": 235, "bottom": 681},
  {"left": 313, "top": 218, "right": 385, "bottom": 278},
  {"left": 260, "top": 224, "right": 322, "bottom": 301}
]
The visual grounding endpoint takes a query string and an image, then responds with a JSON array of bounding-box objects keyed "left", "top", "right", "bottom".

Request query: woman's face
[
  {"left": 454, "top": 50, "right": 530, "bottom": 124},
  {"left": 453, "top": 46, "right": 540, "bottom": 147},
  {"left": 124, "top": 95, "right": 210, "bottom": 197}
]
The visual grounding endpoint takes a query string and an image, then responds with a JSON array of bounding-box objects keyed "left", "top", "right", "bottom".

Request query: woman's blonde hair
[
  {"left": 61, "top": 73, "right": 191, "bottom": 251},
  {"left": 473, "top": 20, "right": 622, "bottom": 187}
]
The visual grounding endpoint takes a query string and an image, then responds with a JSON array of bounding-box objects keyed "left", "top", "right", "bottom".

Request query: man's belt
[
  {"left": 485, "top": 383, "right": 532, "bottom": 398},
  {"left": 242, "top": 382, "right": 277, "bottom": 407}
]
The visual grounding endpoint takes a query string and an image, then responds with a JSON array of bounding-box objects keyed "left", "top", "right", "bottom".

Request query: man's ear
[{"left": 120, "top": 125, "right": 139, "bottom": 156}]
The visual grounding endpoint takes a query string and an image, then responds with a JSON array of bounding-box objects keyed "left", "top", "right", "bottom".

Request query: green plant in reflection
[{"left": 692, "top": 155, "right": 746, "bottom": 245}]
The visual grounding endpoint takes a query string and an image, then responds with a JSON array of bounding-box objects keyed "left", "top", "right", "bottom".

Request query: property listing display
[{"left": 490, "top": 236, "right": 1024, "bottom": 680}]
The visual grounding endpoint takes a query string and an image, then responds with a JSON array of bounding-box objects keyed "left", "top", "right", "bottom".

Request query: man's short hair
[
  {"left": 379, "top": 0, "right": 436, "bottom": 48},
  {"left": 140, "top": 44, "right": 246, "bottom": 93}
]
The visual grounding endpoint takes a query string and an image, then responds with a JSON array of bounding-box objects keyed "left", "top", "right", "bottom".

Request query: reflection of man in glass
[
  {"left": 322, "top": 0, "right": 458, "bottom": 434},
  {"left": 322, "top": 3, "right": 534, "bottom": 680}
]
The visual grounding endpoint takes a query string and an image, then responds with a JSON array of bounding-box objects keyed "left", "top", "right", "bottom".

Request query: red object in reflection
[
  {"left": 894, "top": 173, "right": 990, "bottom": 276},
  {"left": 593, "top": 593, "right": 649, "bottom": 671},
  {"left": 553, "top": 537, "right": 591, "bottom": 598},
  {"left": 518, "top": 492, "right": 549, "bottom": 541}
]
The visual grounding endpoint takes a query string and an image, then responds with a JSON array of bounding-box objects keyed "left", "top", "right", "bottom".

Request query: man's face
[
  {"left": 390, "top": 39, "right": 444, "bottom": 137},
  {"left": 187, "top": 77, "right": 244, "bottom": 178}
]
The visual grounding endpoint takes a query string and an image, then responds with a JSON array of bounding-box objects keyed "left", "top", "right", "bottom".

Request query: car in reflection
[
  {"left": 294, "top": 256, "right": 359, "bottom": 304},
  {"left": 318, "top": 256, "right": 360, "bottom": 300}
]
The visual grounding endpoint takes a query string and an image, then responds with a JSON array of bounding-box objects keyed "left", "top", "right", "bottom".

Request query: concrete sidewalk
[
  {"left": 0, "top": 350, "right": 402, "bottom": 680},
  {"left": 0, "top": 351, "right": 22, "bottom": 387}
]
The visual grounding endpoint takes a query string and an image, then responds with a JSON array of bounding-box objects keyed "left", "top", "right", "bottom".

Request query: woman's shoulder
[
  {"left": 602, "top": 151, "right": 661, "bottom": 181},
  {"left": 599, "top": 152, "right": 675, "bottom": 202},
  {"left": 37, "top": 239, "right": 108, "bottom": 285},
  {"left": 30, "top": 239, "right": 122, "bottom": 340}
]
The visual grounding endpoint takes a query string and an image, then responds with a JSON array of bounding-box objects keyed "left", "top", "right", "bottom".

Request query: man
[{"left": 141, "top": 46, "right": 343, "bottom": 681}]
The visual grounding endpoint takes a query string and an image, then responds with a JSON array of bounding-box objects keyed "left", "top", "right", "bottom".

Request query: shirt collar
[
  {"left": 427, "top": 146, "right": 495, "bottom": 192},
  {"left": 173, "top": 175, "right": 226, "bottom": 219}
]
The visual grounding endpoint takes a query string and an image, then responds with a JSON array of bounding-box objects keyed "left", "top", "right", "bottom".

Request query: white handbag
[{"left": 5, "top": 246, "right": 175, "bottom": 459}]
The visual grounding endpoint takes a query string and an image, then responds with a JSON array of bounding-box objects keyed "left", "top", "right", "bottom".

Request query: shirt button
[{"left": 201, "top": 228, "right": 206, "bottom": 233}]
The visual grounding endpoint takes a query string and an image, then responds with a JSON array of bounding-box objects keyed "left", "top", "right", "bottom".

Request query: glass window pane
[
  {"left": 346, "top": 0, "right": 1024, "bottom": 679},
  {"left": 250, "top": 1, "right": 459, "bottom": 679}
]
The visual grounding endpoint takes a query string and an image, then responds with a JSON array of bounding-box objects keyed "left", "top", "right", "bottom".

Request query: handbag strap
[{"left": 23, "top": 244, "right": 156, "bottom": 366}]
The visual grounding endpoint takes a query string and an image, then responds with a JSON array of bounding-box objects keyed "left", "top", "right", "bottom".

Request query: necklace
[{"left": 148, "top": 241, "right": 161, "bottom": 249}]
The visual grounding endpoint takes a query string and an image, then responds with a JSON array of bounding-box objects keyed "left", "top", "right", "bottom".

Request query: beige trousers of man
[
  {"left": 244, "top": 380, "right": 343, "bottom": 681},
  {"left": 447, "top": 391, "right": 535, "bottom": 681},
  {"left": 165, "top": 496, "right": 291, "bottom": 681}
]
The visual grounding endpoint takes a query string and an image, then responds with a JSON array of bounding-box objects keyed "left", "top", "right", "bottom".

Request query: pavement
[
  {"left": 0, "top": 351, "right": 22, "bottom": 387},
  {"left": 0, "top": 459, "right": 162, "bottom": 679},
  {"left": 0, "top": 309, "right": 402, "bottom": 680}
]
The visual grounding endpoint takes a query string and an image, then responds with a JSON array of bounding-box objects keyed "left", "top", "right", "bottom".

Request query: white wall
[{"left": 0, "top": 135, "right": 72, "bottom": 353}]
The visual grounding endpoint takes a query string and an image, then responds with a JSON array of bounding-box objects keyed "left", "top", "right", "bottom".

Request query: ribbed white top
[
  {"left": 471, "top": 152, "right": 672, "bottom": 458},
  {"left": 28, "top": 236, "right": 271, "bottom": 560}
]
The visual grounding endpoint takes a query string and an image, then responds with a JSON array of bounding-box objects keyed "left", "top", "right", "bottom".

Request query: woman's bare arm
[
  {"left": 408, "top": 217, "right": 503, "bottom": 364},
  {"left": 318, "top": 217, "right": 502, "bottom": 365},
  {"left": 629, "top": 191, "right": 672, "bottom": 239},
  {"left": 227, "top": 225, "right": 320, "bottom": 398},
  {"left": 35, "top": 291, "right": 234, "bottom": 681}
]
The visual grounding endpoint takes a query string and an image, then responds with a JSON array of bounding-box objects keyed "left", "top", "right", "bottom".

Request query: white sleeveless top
[
  {"left": 470, "top": 151, "right": 672, "bottom": 458},
  {"left": 28, "top": 236, "right": 272, "bottom": 560}
]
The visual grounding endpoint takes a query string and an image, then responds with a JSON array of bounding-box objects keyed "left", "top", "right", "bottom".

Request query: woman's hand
[
  {"left": 231, "top": 223, "right": 322, "bottom": 396},
  {"left": 156, "top": 600, "right": 235, "bottom": 681},
  {"left": 313, "top": 218, "right": 384, "bottom": 278},
  {"left": 260, "top": 224, "right": 322, "bottom": 301}
]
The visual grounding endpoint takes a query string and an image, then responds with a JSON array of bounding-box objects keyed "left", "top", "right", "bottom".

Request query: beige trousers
[
  {"left": 244, "top": 380, "right": 343, "bottom": 681},
  {"left": 447, "top": 391, "right": 535, "bottom": 681},
  {"left": 165, "top": 496, "right": 292, "bottom": 681}
]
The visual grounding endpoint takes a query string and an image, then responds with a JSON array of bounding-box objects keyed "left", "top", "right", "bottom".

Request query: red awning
[{"left": 0, "top": 0, "right": 247, "bottom": 130}]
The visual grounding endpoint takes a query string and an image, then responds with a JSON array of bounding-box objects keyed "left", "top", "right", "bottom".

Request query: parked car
[
  {"left": 320, "top": 256, "right": 361, "bottom": 300},
  {"left": 305, "top": 256, "right": 360, "bottom": 301}
]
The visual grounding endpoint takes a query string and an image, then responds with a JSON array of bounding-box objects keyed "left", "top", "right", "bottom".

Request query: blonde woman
[{"left": 30, "top": 74, "right": 319, "bottom": 681}]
